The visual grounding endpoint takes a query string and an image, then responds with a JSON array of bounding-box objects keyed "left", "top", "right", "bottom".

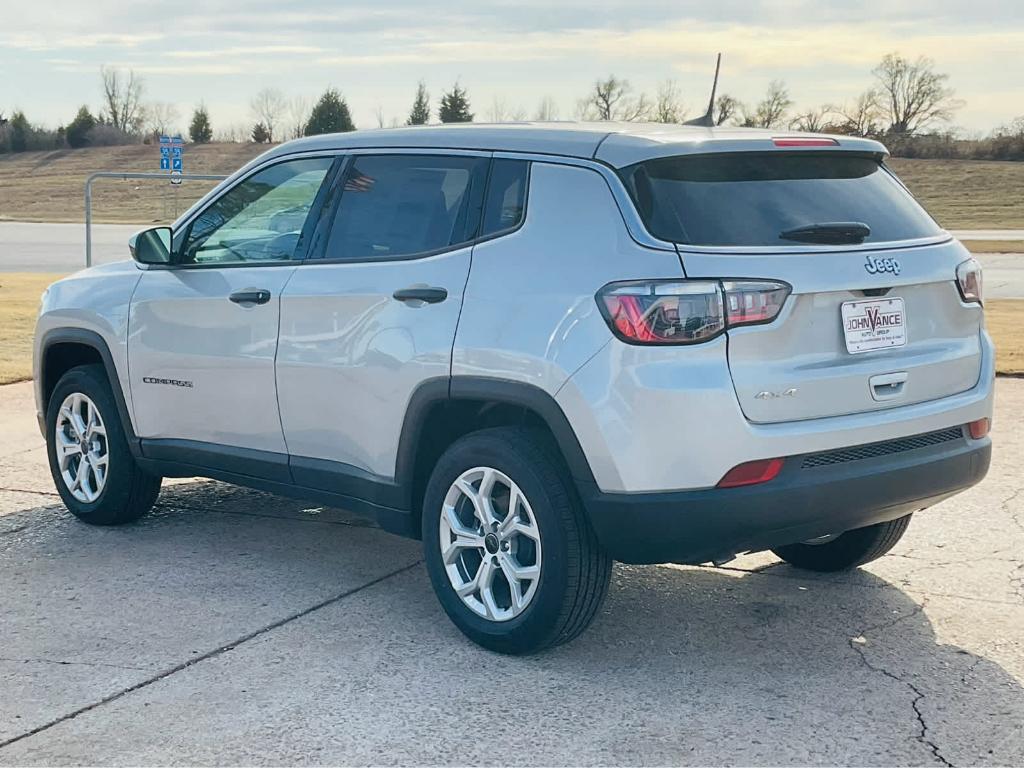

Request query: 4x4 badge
[{"left": 864, "top": 255, "right": 901, "bottom": 276}]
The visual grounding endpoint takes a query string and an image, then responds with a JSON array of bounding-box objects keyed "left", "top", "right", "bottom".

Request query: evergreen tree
[
  {"left": 407, "top": 81, "right": 430, "bottom": 125},
  {"left": 304, "top": 88, "right": 356, "bottom": 136},
  {"left": 66, "top": 106, "right": 97, "bottom": 148},
  {"left": 438, "top": 82, "right": 473, "bottom": 123},
  {"left": 251, "top": 122, "right": 271, "bottom": 143},
  {"left": 189, "top": 105, "right": 213, "bottom": 143},
  {"left": 9, "top": 111, "right": 30, "bottom": 152}
]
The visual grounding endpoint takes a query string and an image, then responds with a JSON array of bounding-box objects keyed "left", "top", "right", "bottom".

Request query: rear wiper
[{"left": 779, "top": 222, "right": 871, "bottom": 244}]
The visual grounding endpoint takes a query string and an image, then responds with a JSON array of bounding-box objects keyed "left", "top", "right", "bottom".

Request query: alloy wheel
[
  {"left": 439, "top": 466, "right": 542, "bottom": 621},
  {"left": 55, "top": 392, "right": 109, "bottom": 503}
]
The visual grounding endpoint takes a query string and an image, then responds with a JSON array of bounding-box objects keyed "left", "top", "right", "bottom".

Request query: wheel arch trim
[
  {"left": 38, "top": 328, "right": 140, "bottom": 455},
  {"left": 396, "top": 376, "right": 598, "bottom": 506}
]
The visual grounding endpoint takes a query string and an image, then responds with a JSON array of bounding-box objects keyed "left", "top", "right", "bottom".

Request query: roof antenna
[{"left": 684, "top": 53, "right": 722, "bottom": 128}]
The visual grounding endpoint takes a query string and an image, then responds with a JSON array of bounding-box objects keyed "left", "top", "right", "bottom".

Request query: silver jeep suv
[{"left": 34, "top": 123, "right": 993, "bottom": 654}]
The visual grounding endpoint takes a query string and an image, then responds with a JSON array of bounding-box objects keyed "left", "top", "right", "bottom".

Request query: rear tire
[
  {"left": 422, "top": 427, "right": 611, "bottom": 654},
  {"left": 771, "top": 514, "right": 912, "bottom": 572},
  {"left": 45, "top": 364, "right": 162, "bottom": 526}
]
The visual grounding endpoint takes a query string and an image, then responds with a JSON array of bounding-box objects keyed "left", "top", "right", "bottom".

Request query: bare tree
[
  {"left": 285, "top": 96, "right": 311, "bottom": 140},
  {"left": 534, "top": 96, "right": 559, "bottom": 121},
  {"left": 487, "top": 97, "right": 527, "bottom": 123},
  {"left": 579, "top": 76, "right": 651, "bottom": 121},
  {"left": 789, "top": 105, "right": 832, "bottom": 133},
  {"left": 828, "top": 90, "right": 884, "bottom": 136},
  {"left": 872, "top": 53, "right": 962, "bottom": 135},
  {"left": 741, "top": 80, "right": 792, "bottom": 128},
  {"left": 714, "top": 94, "right": 740, "bottom": 126},
  {"left": 488, "top": 96, "right": 511, "bottom": 122},
  {"left": 652, "top": 79, "right": 685, "bottom": 123},
  {"left": 101, "top": 66, "right": 146, "bottom": 134},
  {"left": 373, "top": 105, "right": 386, "bottom": 129},
  {"left": 146, "top": 101, "right": 180, "bottom": 136},
  {"left": 214, "top": 123, "right": 249, "bottom": 143},
  {"left": 250, "top": 88, "right": 287, "bottom": 141}
]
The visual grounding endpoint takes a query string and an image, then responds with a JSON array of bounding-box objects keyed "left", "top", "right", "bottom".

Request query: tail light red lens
[
  {"left": 956, "top": 258, "right": 983, "bottom": 304},
  {"left": 721, "top": 280, "right": 792, "bottom": 325},
  {"left": 598, "top": 280, "right": 790, "bottom": 345},
  {"left": 717, "top": 458, "right": 785, "bottom": 488}
]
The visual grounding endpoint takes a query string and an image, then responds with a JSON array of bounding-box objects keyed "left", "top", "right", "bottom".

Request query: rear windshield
[{"left": 618, "top": 153, "right": 942, "bottom": 246}]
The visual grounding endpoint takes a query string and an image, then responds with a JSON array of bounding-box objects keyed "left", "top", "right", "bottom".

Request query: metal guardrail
[{"left": 84, "top": 172, "right": 227, "bottom": 266}]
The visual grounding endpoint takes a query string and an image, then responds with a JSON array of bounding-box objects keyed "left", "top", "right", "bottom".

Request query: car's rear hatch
[{"left": 615, "top": 147, "right": 984, "bottom": 424}]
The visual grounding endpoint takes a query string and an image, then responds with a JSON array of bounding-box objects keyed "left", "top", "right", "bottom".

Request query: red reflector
[
  {"left": 717, "top": 458, "right": 785, "bottom": 488},
  {"left": 968, "top": 418, "right": 990, "bottom": 439},
  {"left": 772, "top": 138, "right": 838, "bottom": 147}
]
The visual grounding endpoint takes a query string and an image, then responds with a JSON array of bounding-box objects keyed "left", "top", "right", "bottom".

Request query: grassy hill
[
  {"left": 887, "top": 158, "right": 1024, "bottom": 229},
  {"left": 0, "top": 143, "right": 267, "bottom": 224},
  {"left": 1, "top": 144, "right": 1023, "bottom": 229}
]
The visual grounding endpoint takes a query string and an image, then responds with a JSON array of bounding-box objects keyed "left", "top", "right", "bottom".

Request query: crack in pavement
[
  {"left": 0, "top": 559, "right": 423, "bottom": 752},
  {"left": 997, "top": 485, "right": 1024, "bottom": 603},
  {"left": 0, "top": 487, "right": 59, "bottom": 497},
  {"left": 848, "top": 598, "right": 953, "bottom": 768},
  {"left": 0, "top": 657, "right": 153, "bottom": 673}
]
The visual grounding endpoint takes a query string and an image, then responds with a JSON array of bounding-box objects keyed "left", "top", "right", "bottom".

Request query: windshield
[{"left": 618, "top": 153, "right": 942, "bottom": 247}]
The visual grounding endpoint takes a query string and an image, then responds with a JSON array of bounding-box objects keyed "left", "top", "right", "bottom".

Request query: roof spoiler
[{"left": 684, "top": 53, "right": 721, "bottom": 128}]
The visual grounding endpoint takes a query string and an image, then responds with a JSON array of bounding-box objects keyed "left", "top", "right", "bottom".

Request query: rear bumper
[{"left": 581, "top": 429, "right": 990, "bottom": 565}]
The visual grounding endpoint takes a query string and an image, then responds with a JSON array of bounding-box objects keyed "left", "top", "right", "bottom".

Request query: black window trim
[
  {"left": 153, "top": 152, "right": 345, "bottom": 272},
  {"left": 302, "top": 150, "right": 531, "bottom": 266}
]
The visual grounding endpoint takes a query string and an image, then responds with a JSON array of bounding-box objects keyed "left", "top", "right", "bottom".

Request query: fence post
[{"left": 85, "top": 174, "right": 94, "bottom": 267}]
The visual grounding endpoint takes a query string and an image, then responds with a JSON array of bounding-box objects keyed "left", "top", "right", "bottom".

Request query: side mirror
[{"left": 129, "top": 226, "right": 173, "bottom": 265}]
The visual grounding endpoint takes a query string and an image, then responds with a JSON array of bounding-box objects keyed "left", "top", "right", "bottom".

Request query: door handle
[
  {"left": 392, "top": 286, "right": 448, "bottom": 304},
  {"left": 229, "top": 289, "right": 271, "bottom": 305}
]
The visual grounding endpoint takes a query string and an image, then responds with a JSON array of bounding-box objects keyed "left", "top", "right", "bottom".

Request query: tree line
[{"left": 2, "top": 54, "right": 1022, "bottom": 161}]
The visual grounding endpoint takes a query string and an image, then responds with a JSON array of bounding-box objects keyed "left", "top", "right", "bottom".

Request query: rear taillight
[
  {"left": 597, "top": 279, "right": 790, "bottom": 345},
  {"left": 956, "top": 258, "right": 983, "bottom": 304},
  {"left": 717, "top": 458, "right": 785, "bottom": 488}
]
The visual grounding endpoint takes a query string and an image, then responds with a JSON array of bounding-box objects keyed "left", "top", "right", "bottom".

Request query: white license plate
[{"left": 841, "top": 298, "right": 907, "bottom": 354}]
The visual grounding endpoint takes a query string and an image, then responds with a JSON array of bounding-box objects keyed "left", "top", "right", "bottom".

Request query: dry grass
[
  {"left": 887, "top": 158, "right": 1024, "bottom": 230},
  {"left": 0, "top": 143, "right": 267, "bottom": 225},
  {"left": 987, "top": 300, "right": 1024, "bottom": 375},
  {"left": 0, "top": 273, "right": 64, "bottom": 384},
  {"left": 0, "top": 274, "right": 1019, "bottom": 385},
  {"left": 962, "top": 240, "right": 1024, "bottom": 254}
]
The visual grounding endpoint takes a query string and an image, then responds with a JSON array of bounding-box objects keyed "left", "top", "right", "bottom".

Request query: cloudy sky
[{"left": 1, "top": 0, "right": 1021, "bottom": 136}]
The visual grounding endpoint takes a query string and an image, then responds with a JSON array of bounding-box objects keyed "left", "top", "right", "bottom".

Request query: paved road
[
  {"left": 0, "top": 222, "right": 141, "bottom": 273},
  {"left": 1, "top": 378, "right": 1022, "bottom": 765},
  {"left": 2, "top": 223, "right": 1022, "bottom": 298},
  {"left": 953, "top": 230, "right": 1024, "bottom": 241}
]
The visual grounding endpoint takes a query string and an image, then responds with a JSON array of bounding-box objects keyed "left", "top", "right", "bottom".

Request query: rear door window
[
  {"left": 618, "top": 153, "right": 942, "bottom": 247},
  {"left": 322, "top": 154, "right": 488, "bottom": 261}
]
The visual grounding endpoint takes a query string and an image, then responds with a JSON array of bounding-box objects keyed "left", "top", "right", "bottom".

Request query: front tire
[
  {"left": 771, "top": 514, "right": 913, "bottom": 572},
  {"left": 422, "top": 427, "right": 611, "bottom": 654},
  {"left": 45, "top": 364, "right": 161, "bottom": 526}
]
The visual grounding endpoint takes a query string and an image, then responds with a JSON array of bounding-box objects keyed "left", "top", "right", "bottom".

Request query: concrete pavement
[{"left": 1, "top": 378, "right": 1022, "bottom": 765}]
